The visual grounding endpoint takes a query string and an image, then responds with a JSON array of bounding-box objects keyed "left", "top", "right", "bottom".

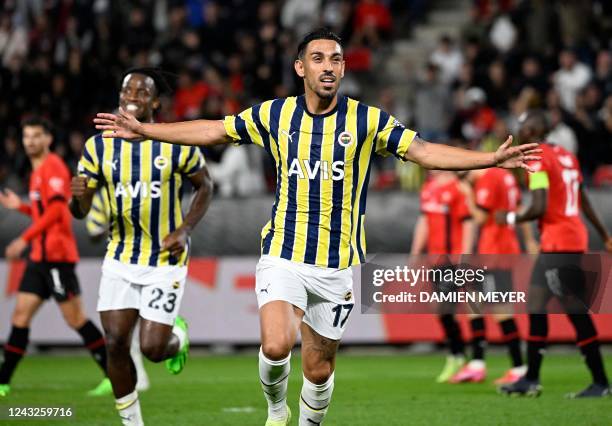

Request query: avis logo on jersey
[{"left": 114, "top": 181, "right": 162, "bottom": 198}]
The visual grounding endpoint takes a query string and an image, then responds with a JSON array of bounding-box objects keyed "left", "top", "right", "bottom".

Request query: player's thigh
[
  {"left": 100, "top": 309, "right": 140, "bottom": 351},
  {"left": 11, "top": 292, "right": 45, "bottom": 327},
  {"left": 300, "top": 321, "right": 340, "bottom": 383},
  {"left": 260, "top": 301, "right": 304, "bottom": 359},
  {"left": 57, "top": 295, "right": 87, "bottom": 329},
  {"left": 47, "top": 263, "right": 81, "bottom": 304},
  {"left": 18, "top": 262, "right": 51, "bottom": 302},
  {"left": 138, "top": 278, "right": 186, "bottom": 327}
]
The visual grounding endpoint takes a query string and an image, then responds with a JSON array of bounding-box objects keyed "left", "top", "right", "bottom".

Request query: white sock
[
  {"left": 299, "top": 373, "right": 335, "bottom": 426},
  {"left": 467, "top": 359, "right": 485, "bottom": 369},
  {"left": 130, "top": 327, "right": 150, "bottom": 391},
  {"left": 259, "top": 347, "right": 290, "bottom": 421},
  {"left": 172, "top": 322, "right": 187, "bottom": 350},
  {"left": 115, "top": 390, "right": 144, "bottom": 426}
]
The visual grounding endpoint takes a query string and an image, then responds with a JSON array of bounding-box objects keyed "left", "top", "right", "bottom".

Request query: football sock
[
  {"left": 130, "top": 327, "right": 149, "bottom": 391},
  {"left": 568, "top": 314, "right": 609, "bottom": 386},
  {"left": 439, "top": 314, "right": 464, "bottom": 356},
  {"left": 259, "top": 347, "right": 290, "bottom": 421},
  {"left": 526, "top": 314, "right": 547, "bottom": 381},
  {"left": 499, "top": 318, "right": 523, "bottom": 367},
  {"left": 115, "top": 389, "right": 143, "bottom": 426},
  {"left": 469, "top": 317, "right": 486, "bottom": 361},
  {"left": 0, "top": 326, "right": 29, "bottom": 384},
  {"left": 77, "top": 320, "right": 107, "bottom": 374},
  {"left": 299, "top": 373, "right": 334, "bottom": 426}
]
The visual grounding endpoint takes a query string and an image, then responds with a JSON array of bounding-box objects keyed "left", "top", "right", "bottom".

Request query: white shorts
[
  {"left": 255, "top": 255, "right": 354, "bottom": 340},
  {"left": 97, "top": 259, "right": 187, "bottom": 326}
]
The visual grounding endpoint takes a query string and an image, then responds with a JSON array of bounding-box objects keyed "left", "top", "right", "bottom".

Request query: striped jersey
[
  {"left": 223, "top": 95, "right": 417, "bottom": 268},
  {"left": 86, "top": 186, "right": 111, "bottom": 238},
  {"left": 78, "top": 134, "right": 205, "bottom": 266}
]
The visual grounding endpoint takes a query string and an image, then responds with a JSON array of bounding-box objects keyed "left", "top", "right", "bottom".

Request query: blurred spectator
[
  {"left": 547, "top": 107, "right": 578, "bottom": 154},
  {"left": 553, "top": 49, "right": 592, "bottom": 112},
  {"left": 430, "top": 35, "right": 464, "bottom": 84},
  {"left": 414, "top": 63, "right": 451, "bottom": 141},
  {"left": 208, "top": 145, "right": 266, "bottom": 198},
  {"left": 174, "top": 68, "right": 210, "bottom": 120}
]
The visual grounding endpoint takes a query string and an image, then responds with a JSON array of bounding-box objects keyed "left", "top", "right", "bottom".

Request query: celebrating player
[
  {"left": 410, "top": 170, "right": 473, "bottom": 383},
  {"left": 498, "top": 110, "right": 612, "bottom": 398},
  {"left": 0, "top": 117, "right": 108, "bottom": 397},
  {"left": 93, "top": 29, "right": 540, "bottom": 425},
  {"left": 71, "top": 68, "right": 213, "bottom": 425}
]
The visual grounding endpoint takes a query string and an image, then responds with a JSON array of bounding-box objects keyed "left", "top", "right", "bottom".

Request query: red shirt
[
  {"left": 474, "top": 168, "right": 521, "bottom": 254},
  {"left": 22, "top": 153, "right": 79, "bottom": 263},
  {"left": 421, "top": 177, "right": 470, "bottom": 254},
  {"left": 528, "top": 143, "right": 588, "bottom": 252}
]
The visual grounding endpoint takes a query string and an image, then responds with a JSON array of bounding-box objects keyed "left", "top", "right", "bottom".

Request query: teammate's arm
[
  {"left": 519, "top": 222, "right": 539, "bottom": 254},
  {"left": 94, "top": 108, "right": 232, "bottom": 147},
  {"left": 410, "top": 215, "right": 428, "bottom": 255},
  {"left": 404, "top": 136, "right": 541, "bottom": 172},
  {"left": 496, "top": 189, "right": 547, "bottom": 225},
  {"left": 161, "top": 166, "right": 214, "bottom": 257},
  {"left": 579, "top": 186, "right": 612, "bottom": 252}
]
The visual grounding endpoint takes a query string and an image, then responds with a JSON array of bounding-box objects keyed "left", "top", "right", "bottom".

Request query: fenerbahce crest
[
  {"left": 338, "top": 131, "right": 353, "bottom": 147},
  {"left": 154, "top": 155, "right": 169, "bottom": 170}
]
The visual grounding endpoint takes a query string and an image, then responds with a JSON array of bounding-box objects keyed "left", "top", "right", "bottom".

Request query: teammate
[
  {"left": 450, "top": 168, "right": 530, "bottom": 384},
  {"left": 410, "top": 170, "right": 473, "bottom": 383},
  {"left": 93, "top": 29, "right": 540, "bottom": 425},
  {"left": 0, "top": 117, "right": 108, "bottom": 397},
  {"left": 85, "top": 186, "right": 150, "bottom": 394},
  {"left": 498, "top": 110, "right": 612, "bottom": 398},
  {"left": 71, "top": 68, "right": 213, "bottom": 425}
]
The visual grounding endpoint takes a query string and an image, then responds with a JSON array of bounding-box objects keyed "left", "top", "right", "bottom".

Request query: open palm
[
  {"left": 93, "top": 107, "right": 144, "bottom": 140},
  {"left": 494, "top": 136, "right": 542, "bottom": 173}
]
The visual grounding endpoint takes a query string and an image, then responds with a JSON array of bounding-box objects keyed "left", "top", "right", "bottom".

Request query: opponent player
[
  {"left": 71, "top": 68, "right": 213, "bottom": 425},
  {"left": 450, "top": 168, "right": 530, "bottom": 384},
  {"left": 498, "top": 110, "right": 612, "bottom": 398},
  {"left": 0, "top": 117, "right": 108, "bottom": 397},
  {"left": 85, "top": 186, "right": 150, "bottom": 394},
  {"left": 410, "top": 170, "right": 473, "bottom": 383},
  {"left": 94, "top": 29, "right": 540, "bottom": 425}
]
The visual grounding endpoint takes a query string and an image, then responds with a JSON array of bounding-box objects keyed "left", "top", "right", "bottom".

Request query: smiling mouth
[
  {"left": 125, "top": 103, "right": 139, "bottom": 112},
  {"left": 320, "top": 76, "right": 336, "bottom": 84}
]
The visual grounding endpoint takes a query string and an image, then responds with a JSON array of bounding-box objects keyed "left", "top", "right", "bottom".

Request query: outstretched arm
[
  {"left": 94, "top": 107, "right": 232, "bottom": 147},
  {"left": 580, "top": 186, "right": 612, "bottom": 252},
  {"left": 404, "top": 136, "right": 541, "bottom": 172}
]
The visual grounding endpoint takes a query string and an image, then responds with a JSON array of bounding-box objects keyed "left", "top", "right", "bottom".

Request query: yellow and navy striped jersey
[
  {"left": 223, "top": 95, "right": 417, "bottom": 269},
  {"left": 86, "top": 186, "right": 111, "bottom": 237},
  {"left": 78, "top": 134, "right": 205, "bottom": 267}
]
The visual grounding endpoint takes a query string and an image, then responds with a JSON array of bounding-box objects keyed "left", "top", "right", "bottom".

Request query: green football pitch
[{"left": 1, "top": 351, "right": 611, "bottom": 425}]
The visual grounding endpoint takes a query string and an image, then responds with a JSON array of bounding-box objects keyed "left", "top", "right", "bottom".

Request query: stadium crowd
[{"left": 0, "top": 0, "right": 611, "bottom": 195}]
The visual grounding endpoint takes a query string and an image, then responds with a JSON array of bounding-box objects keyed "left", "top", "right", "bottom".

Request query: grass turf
[{"left": 0, "top": 352, "right": 611, "bottom": 425}]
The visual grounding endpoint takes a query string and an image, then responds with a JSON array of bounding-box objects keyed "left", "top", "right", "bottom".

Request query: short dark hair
[
  {"left": 21, "top": 115, "right": 52, "bottom": 134},
  {"left": 121, "top": 67, "right": 174, "bottom": 95},
  {"left": 297, "top": 28, "right": 342, "bottom": 59}
]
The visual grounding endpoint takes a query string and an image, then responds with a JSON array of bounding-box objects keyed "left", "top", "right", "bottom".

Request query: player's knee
[
  {"left": 303, "top": 363, "right": 333, "bottom": 385},
  {"left": 105, "top": 333, "right": 131, "bottom": 357},
  {"left": 140, "top": 342, "right": 166, "bottom": 363},
  {"left": 12, "top": 308, "right": 33, "bottom": 328},
  {"left": 63, "top": 312, "right": 86, "bottom": 330},
  {"left": 261, "top": 341, "right": 292, "bottom": 361}
]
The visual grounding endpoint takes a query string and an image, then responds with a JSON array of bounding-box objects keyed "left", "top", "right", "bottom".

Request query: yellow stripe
[
  {"left": 104, "top": 141, "right": 119, "bottom": 259},
  {"left": 338, "top": 99, "right": 359, "bottom": 268},
  {"left": 115, "top": 398, "right": 138, "bottom": 411},
  {"left": 223, "top": 116, "right": 239, "bottom": 140},
  {"left": 396, "top": 128, "right": 417, "bottom": 160},
  {"left": 259, "top": 102, "right": 277, "bottom": 251},
  {"left": 315, "top": 114, "right": 336, "bottom": 266},
  {"left": 158, "top": 143, "right": 173, "bottom": 265},
  {"left": 268, "top": 97, "right": 297, "bottom": 257},
  {"left": 118, "top": 142, "right": 133, "bottom": 264},
  {"left": 138, "top": 141, "right": 153, "bottom": 265},
  {"left": 245, "top": 107, "right": 265, "bottom": 147},
  {"left": 291, "top": 113, "right": 313, "bottom": 263},
  {"left": 175, "top": 148, "right": 186, "bottom": 265}
]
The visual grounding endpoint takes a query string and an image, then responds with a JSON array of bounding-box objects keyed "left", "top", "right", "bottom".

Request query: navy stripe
[
  {"left": 262, "top": 99, "right": 286, "bottom": 254},
  {"left": 377, "top": 110, "right": 390, "bottom": 133},
  {"left": 327, "top": 100, "right": 348, "bottom": 268},
  {"left": 83, "top": 146, "right": 94, "bottom": 165},
  {"left": 355, "top": 134, "right": 376, "bottom": 263},
  {"left": 168, "top": 145, "right": 181, "bottom": 265},
  {"left": 252, "top": 103, "right": 272, "bottom": 156},
  {"left": 303, "top": 116, "right": 323, "bottom": 264},
  {"left": 234, "top": 115, "right": 249, "bottom": 144},
  {"left": 348, "top": 103, "right": 369, "bottom": 265},
  {"left": 149, "top": 141, "right": 161, "bottom": 266},
  {"left": 112, "top": 138, "right": 125, "bottom": 260},
  {"left": 129, "top": 142, "right": 142, "bottom": 264},
  {"left": 90, "top": 218, "right": 106, "bottom": 228},
  {"left": 81, "top": 169, "right": 99, "bottom": 180},
  {"left": 279, "top": 103, "right": 304, "bottom": 260},
  {"left": 387, "top": 126, "right": 404, "bottom": 158},
  {"left": 94, "top": 134, "right": 104, "bottom": 181}
]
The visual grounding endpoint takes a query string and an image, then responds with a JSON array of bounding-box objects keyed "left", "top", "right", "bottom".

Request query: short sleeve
[
  {"left": 474, "top": 179, "right": 496, "bottom": 211},
  {"left": 223, "top": 102, "right": 270, "bottom": 148},
  {"left": 45, "top": 161, "right": 70, "bottom": 202},
  {"left": 180, "top": 146, "right": 206, "bottom": 176},
  {"left": 78, "top": 135, "right": 101, "bottom": 189},
  {"left": 374, "top": 109, "right": 418, "bottom": 160}
]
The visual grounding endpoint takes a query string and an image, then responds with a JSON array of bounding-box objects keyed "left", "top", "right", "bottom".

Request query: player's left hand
[
  {"left": 494, "top": 136, "right": 542, "bottom": 173},
  {"left": 5, "top": 237, "right": 27, "bottom": 260},
  {"left": 162, "top": 228, "right": 188, "bottom": 258}
]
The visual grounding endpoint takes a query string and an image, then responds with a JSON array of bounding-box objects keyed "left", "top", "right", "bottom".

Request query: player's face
[
  {"left": 22, "top": 125, "right": 51, "bottom": 158},
  {"left": 295, "top": 39, "right": 345, "bottom": 100},
  {"left": 119, "top": 73, "right": 160, "bottom": 121}
]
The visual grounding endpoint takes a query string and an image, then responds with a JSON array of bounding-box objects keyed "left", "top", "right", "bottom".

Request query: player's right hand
[
  {"left": 0, "top": 188, "right": 21, "bottom": 210},
  {"left": 71, "top": 176, "right": 89, "bottom": 198},
  {"left": 94, "top": 107, "right": 144, "bottom": 140}
]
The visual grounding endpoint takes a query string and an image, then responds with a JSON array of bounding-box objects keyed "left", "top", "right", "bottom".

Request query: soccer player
[
  {"left": 0, "top": 117, "right": 108, "bottom": 397},
  {"left": 449, "top": 168, "right": 530, "bottom": 384},
  {"left": 85, "top": 186, "right": 150, "bottom": 394},
  {"left": 71, "top": 68, "right": 213, "bottom": 425},
  {"left": 410, "top": 170, "right": 473, "bottom": 383},
  {"left": 94, "top": 29, "right": 540, "bottom": 425},
  {"left": 498, "top": 110, "right": 612, "bottom": 398}
]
